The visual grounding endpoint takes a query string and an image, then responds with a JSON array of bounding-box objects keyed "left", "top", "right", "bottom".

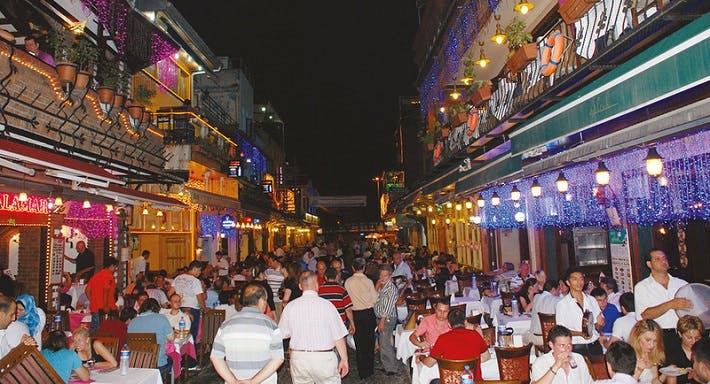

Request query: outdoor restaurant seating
[
  {"left": 434, "top": 356, "right": 479, "bottom": 384},
  {"left": 0, "top": 344, "right": 64, "bottom": 384},
  {"left": 198, "top": 309, "right": 225, "bottom": 366},
  {"left": 495, "top": 343, "right": 532, "bottom": 383},
  {"left": 127, "top": 341, "right": 159, "bottom": 369},
  {"left": 537, "top": 312, "right": 557, "bottom": 353}
]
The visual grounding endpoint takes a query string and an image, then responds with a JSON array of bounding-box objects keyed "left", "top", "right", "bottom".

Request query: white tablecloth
[
  {"left": 67, "top": 284, "right": 86, "bottom": 309},
  {"left": 89, "top": 367, "right": 162, "bottom": 384},
  {"left": 494, "top": 314, "right": 532, "bottom": 336},
  {"left": 482, "top": 296, "right": 502, "bottom": 314},
  {"left": 412, "top": 355, "right": 500, "bottom": 383},
  {"left": 395, "top": 325, "right": 417, "bottom": 364},
  {"left": 396, "top": 297, "right": 486, "bottom": 324}
]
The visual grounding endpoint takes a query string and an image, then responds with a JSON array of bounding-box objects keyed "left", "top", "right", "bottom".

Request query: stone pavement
[{"left": 184, "top": 348, "right": 412, "bottom": 384}]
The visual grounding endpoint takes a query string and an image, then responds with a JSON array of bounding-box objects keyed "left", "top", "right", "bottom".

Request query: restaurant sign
[{"left": 0, "top": 193, "right": 50, "bottom": 214}]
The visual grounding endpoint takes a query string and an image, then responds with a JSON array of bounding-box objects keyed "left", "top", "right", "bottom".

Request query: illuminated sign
[
  {"left": 262, "top": 180, "right": 273, "bottom": 193},
  {"left": 220, "top": 215, "right": 236, "bottom": 230},
  {"left": 0, "top": 194, "right": 50, "bottom": 214},
  {"left": 228, "top": 160, "right": 242, "bottom": 178}
]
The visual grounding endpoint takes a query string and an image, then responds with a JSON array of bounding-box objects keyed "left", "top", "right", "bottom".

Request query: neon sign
[{"left": 0, "top": 193, "right": 50, "bottom": 214}]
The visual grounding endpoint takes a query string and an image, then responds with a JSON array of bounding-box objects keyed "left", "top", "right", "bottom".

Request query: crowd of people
[{"left": 0, "top": 239, "right": 708, "bottom": 384}]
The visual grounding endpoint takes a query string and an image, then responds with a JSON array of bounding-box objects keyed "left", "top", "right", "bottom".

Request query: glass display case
[{"left": 573, "top": 227, "right": 609, "bottom": 266}]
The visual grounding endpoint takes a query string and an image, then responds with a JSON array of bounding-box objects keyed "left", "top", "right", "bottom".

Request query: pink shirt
[
  {"left": 278, "top": 290, "right": 348, "bottom": 350},
  {"left": 414, "top": 313, "right": 451, "bottom": 345}
]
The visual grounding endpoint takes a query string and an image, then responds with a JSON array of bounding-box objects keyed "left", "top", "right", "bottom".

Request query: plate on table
[
  {"left": 659, "top": 366, "right": 688, "bottom": 377},
  {"left": 675, "top": 283, "right": 710, "bottom": 328}
]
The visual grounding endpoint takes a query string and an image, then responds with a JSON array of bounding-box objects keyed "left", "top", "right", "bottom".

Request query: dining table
[
  {"left": 70, "top": 367, "right": 162, "bottom": 384},
  {"left": 166, "top": 335, "right": 197, "bottom": 377}
]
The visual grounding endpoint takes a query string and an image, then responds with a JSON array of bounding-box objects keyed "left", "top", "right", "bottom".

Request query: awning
[
  {"left": 72, "top": 183, "right": 187, "bottom": 209},
  {"left": 0, "top": 139, "right": 123, "bottom": 187},
  {"left": 188, "top": 188, "right": 240, "bottom": 211},
  {"left": 455, "top": 154, "right": 522, "bottom": 195}
]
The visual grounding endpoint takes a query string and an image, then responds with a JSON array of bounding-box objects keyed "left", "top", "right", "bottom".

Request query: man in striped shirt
[
  {"left": 318, "top": 267, "right": 355, "bottom": 334},
  {"left": 375, "top": 264, "right": 400, "bottom": 375},
  {"left": 210, "top": 283, "right": 284, "bottom": 384}
]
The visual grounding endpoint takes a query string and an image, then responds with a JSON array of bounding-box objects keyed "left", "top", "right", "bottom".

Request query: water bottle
[
  {"left": 511, "top": 298, "right": 519, "bottom": 316},
  {"left": 497, "top": 325, "right": 507, "bottom": 347},
  {"left": 52, "top": 314, "right": 62, "bottom": 331},
  {"left": 471, "top": 275, "right": 477, "bottom": 289},
  {"left": 179, "top": 316, "right": 186, "bottom": 332},
  {"left": 119, "top": 344, "right": 130, "bottom": 375},
  {"left": 461, "top": 364, "right": 474, "bottom": 384}
]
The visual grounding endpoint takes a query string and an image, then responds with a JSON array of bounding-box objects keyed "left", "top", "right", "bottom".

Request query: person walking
[
  {"left": 211, "top": 283, "right": 284, "bottom": 384},
  {"left": 374, "top": 264, "right": 399, "bottom": 375},
  {"left": 344, "top": 257, "right": 378, "bottom": 380},
  {"left": 85, "top": 257, "right": 118, "bottom": 332},
  {"left": 279, "top": 271, "right": 349, "bottom": 383}
]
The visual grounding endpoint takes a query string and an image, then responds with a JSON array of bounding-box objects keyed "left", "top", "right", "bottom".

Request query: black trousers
[{"left": 353, "top": 308, "right": 376, "bottom": 379}]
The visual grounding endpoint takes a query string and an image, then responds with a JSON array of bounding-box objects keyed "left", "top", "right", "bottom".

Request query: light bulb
[
  {"left": 645, "top": 147, "right": 663, "bottom": 177},
  {"left": 446, "top": 202, "right": 453, "bottom": 209},
  {"left": 531, "top": 179, "right": 542, "bottom": 198},
  {"left": 465, "top": 201, "right": 473, "bottom": 209},
  {"left": 156, "top": 210, "right": 164, "bottom": 217},
  {"left": 83, "top": 200, "right": 91, "bottom": 209},
  {"left": 55, "top": 196, "right": 63, "bottom": 206},
  {"left": 491, "top": 192, "right": 500, "bottom": 206},
  {"left": 595, "top": 161, "right": 611, "bottom": 186},
  {"left": 142, "top": 208, "right": 149, "bottom": 215},
  {"left": 515, "top": 212, "right": 526, "bottom": 222},
  {"left": 18, "top": 192, "right": 28, "bottom": 202},
  {"left": 555, "top": 172, "right": 569, "bottom": 193},
  {"left": 431, "top": 219, "right": 436, "bottom": 225},
  {"left": 105, "top": 204, "right": 113, "bottom": 212},
  {"left": 477, "top": 197, "right": 485, "bottom": 208},
  {"left": 445, "top": 218, "right": 451, "bottom": 225},
  {"left": 511, "top": 186, "right": 521, "bottom": 202},
  {"left": 427, "top": 206, "right": 433, "bottom": 212},
  {"left": 520, "top": 4, "right": 529, "bottom": 14},
  {"left": 455, "top": 203, "right": 462, "bottom": 211},
  {"left": 471, "top": 215, "right": 482, "bottom": 224}
]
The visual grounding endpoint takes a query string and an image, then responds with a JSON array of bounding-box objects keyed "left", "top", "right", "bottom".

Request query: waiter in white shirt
[{"left": 634, "top": 248, "right": 691, "bottom": 353}]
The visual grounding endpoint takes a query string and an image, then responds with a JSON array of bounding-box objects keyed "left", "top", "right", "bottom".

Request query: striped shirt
[
  {"left": 374, "top": 279, "right": 398, "bottom": 318},
  {"left": 278, "top": 290, "right": 348, "bottom": 350},
  {"left": 264, "top": 268, "right": 284, "bottom": 302},
  {"left": 318, "top": 281, "right": 353, "bottom": 323},
  {"left": 210, "top": 307, "right": 284, "bottom": 384}
]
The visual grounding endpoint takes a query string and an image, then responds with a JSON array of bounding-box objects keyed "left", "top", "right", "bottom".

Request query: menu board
[
  {"left": 609, "top": 229, "right": 633, "bottom": 292},
  {"left": 49, "top": 230, "right": 64, "bottom": 285}
]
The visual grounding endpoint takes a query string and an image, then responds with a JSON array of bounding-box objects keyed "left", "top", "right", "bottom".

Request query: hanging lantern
[
  {"left": 511, "top": 185, "right": 521, "bottom": 201},
  {"left": 595, "top": 161, "right": 611, "bottom": 186},
  {"left": 555, "top": 172, "right": 569, "bottom": 193},
  {"left": 645, "top": 147, "right": 663, "bottom": 177}
]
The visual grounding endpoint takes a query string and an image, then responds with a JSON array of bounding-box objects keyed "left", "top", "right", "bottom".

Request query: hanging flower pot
[
  {"left": 141, "top": 109, "right": 152, "bottom": 124},
  {"left": 468, "top": 82, "right": 492, "bottom": 106},
  {"left": 440, "top": 127, "right": 451, "bottom": 138},
  {"left": 506, "top": 42, "right": 538, "bottom": 74},
  {"left": 127, "top": 102, "right": 145, "bottom": 120},
  {"left": 450, "top": 112, "right": 468, "bottom": 127},
  {"left": 74, "top": 70, "right": 92, "bottom": 90},
  {"left": 559, "top": 0, "right": 599, "bottom": 24},
  {"left": 55, "top": 62, "right": 77, "bottom": 87},
  {"left": 97, "top": 86, "right": 115, "bottom": 104},
  {"left": 112, "top": 93, "right": 125, "bottom": 110}
]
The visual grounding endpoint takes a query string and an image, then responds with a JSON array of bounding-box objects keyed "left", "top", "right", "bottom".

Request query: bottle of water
[
  {"left": 471, "top": 274, "right": 477, "bottom": 289},
  {"left": 511, "top": 298, "right": 519, "bottom": 316},
  {"left": 119, "top": 344, "right": 130, "bottom": 375},
  {"left": 52, "top": 314, "right": 62, "bottom": 331},
  {"left": 461, "top": 364, "right": 474, "bottom": 384},
  {"left": 179, "top": 316, "right": 186, "bottom": 332}
]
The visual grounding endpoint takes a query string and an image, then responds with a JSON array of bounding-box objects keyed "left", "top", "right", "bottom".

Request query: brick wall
[{"left": 15, "top": 227, "right": 43, "bottom": 300}]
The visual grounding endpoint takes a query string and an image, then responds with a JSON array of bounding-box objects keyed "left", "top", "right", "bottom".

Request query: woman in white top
[
  {"left": 629, "top": 319, "right": 670, "bottom": 383},
  {"left": 160, "top": 293, "right": 191, "bottom": 331}
]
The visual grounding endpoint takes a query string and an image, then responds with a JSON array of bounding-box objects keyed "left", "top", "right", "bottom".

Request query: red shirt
[
  {"left": 318, "top": 282, "right": 353, "bottom": 323},
  {"left": 86, "top": 268, "right": 117, "bottom": 312},
  {"left": 97, "top": 319, "right": 127, "bottom": 348},
  {"left": 430, "top": 328, "right": 489, "bottom": 381}
]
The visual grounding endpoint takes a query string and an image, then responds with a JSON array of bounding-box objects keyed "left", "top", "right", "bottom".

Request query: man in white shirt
[
  {"left": 608, "top": 292, "right": 636, "bottom": 346},
  {"left": 212, "top": 251, "right": 229, "bottom": 277},
  {"left": 531, "top": 325, "right": 593, "bottom": 384},
  {"left": 391, "top": 251, "right": 413, "bottom": 294},
  {"left": 593, "top": 340, "right": 638, "bottom": 384},
  {"left": 529, "top": 279, "right": 561, "bottom": 346},
  {"left": 601, "top": 277, "right": 622, "bottom": 312},
  {"left": 0, "top": 296, "right": 36, "bottom": 359},
  {"left": 172, "top": 261, "right": 206, "bottom": 341},
  {"left": 634, "top": 248, "right": 691, "bottom": 352},
  {"left": 131, "top": 250, "right": 149, "bottom": 281},
  {"left": 555, "top": 267, "right": 604, "bottom": 355}
]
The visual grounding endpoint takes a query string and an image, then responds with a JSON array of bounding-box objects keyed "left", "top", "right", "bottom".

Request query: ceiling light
[
  {"left": 439, "top": 106, "right": 446, "bottom": 113},
  {"left": 471, "top": 215, "right": 482, "bottom": 224},
  {"left": 595, "top": 161, "right": 611, "bottom": 186},
  {"left": 156, "top": 210, "right": 163, "bottom": 217},
  {"left": 105, "top": 204, "right": 113, "bottom": 212},
  {"left": 55, "top": 196, "right": 63, "bottom": 206},
  {"left": 142, "top": 207, "right": 149, "bottom": 215},
  {"left": 531, "top": 178, "right": 542, "bottom": 198},
  {"left": 491, "top": 192, "right": 501, "bottom": 206},
  {"left": 427, "top": 205, "right": 433, "bottom": 212},
  {"left": 450, "top": 81, "right": 461, "bottom": 100},
  {"left": 431, "top": 219, "right": 436, "bottom": 225},
  {"left": 477, "top": 196, "right": 485, "bottom": 208},
  {"left": 514, "top": 0, "right": 534, "bottom": 14},
  {"left": 446, "top": 202, "right": 453, "bottom": 209},
  {"left": 645, "top": 147, "right": 663, "bottom": 177},
  {"left": 491, "top": 15, "right": 507, "bottom": 45},
  {"left": 555, "top": 172, "right": 569, "bottom": 193},
  {"left": 514, "top": 212, "right": 526, "bottom": 222},
  {"left": 445, "top": 218, "right": 451, "bottom": 225},
  {"left": 511, "top": 185, "right": 521, "bottom": 201},
  {"left": 83, "top": 200, "right": 91, "bottom": 209},
  {"left": 475, "top": 41, "right": 490, "bottom": 68}
]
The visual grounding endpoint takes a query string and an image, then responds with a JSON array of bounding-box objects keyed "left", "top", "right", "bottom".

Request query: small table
[
  {"left": 71, "top": 367, "right": 162, "bottom": 384},
  {"left": 166, "top": 335, "right": 197, "bottom": 378}
]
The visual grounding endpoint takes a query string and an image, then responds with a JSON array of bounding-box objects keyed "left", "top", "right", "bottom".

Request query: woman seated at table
[
  {"left": 518, "top": 278, "right": 538, "bottom": 314},
  {"left": 664, "top": 315, "right": 704, "bottom": 384},
  {"left": 160, "top": 293, "right": 192, "bottom": 331},
  {"left": 71, "top": 325, "right": 117, "bottom": 370},
  {"left": 16, "top": 294, "right": 45, "bottom": 348},
  {"left": 42, "top": 330, "right": 90, "bottom": 383},
  {"left": 418, "top": 308, "right": 490, "bottom": 381},
  {"left": 629, "top": 319, "right": 670, "bottom": 383}
]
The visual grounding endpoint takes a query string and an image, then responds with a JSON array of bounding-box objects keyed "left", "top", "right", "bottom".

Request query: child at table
[{"left": 42, "top": 330, "right": 90, "bottom": 383}]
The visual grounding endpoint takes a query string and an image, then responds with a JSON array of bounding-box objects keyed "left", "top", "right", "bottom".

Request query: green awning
[
  {"left": 421, "top": 165, "right": 460, "bottom": 195},
  {"left": 455, "top": 155, "right": 522, "bottom": 195},
  {"left": 510, "top": 12, "right": 710, "bottom": 155}
]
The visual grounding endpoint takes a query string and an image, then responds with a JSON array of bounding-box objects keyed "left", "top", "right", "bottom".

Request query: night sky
[{"left": 171, "top": 1, "right": 420, "bottom": 218}]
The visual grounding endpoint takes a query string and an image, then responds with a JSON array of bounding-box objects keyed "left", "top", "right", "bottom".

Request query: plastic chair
[
  {"left": 538, "top": 312, "right": 557, "bottom": 353},
  {"left": 198, "top": 309, "right": 225, "bottom": 366},
  {"left": 434, "top": 356, "right": 480, "bottom": 384},
  {"left": 495, "top": 343, "right": 532, "bottom": 383},
  {"left": 127, "top": 341, "right": 159, "bottom": 369},
  {"left": 0, "top": 344, "right": 64, "bottom": 383},
  {"left": 585, "top": 355, "right": 610, "bottom": 380}
]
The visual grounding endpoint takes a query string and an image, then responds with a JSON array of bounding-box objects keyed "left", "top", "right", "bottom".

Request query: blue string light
[{"left": 476, "top": 130, "right": 710, "bottom": 229}]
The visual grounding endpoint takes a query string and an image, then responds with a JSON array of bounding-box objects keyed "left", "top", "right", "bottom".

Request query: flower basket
[
  {"left": 74, "top": 70, "right": 91, "bottom": 90},
  {"left": 450, "top": 112, "right": 468, "bottom": 127},
  {"left": 55, "top": 62, "right": 77, "bottom": 86},
  {"left": 559, "top": 0, "right": 599, "bottom": 24},
  {"left": 506, "top": 43, "right": 538, "bottom": 74},
  {"left": 468, "top": 84, "right": 491, "bottom": 106},
  {"left": 112, "top": 94, "right": 125, "bottom": 110},
  {"left": 127, "top": 103, "right": 145, "bottom": 120},
  {"left": 96, "top": 86, "right": 115, "bottom": 104}
]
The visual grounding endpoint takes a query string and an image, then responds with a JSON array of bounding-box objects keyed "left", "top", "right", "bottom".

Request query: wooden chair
[
  {"left": 466, "top": 313, "right": 483, "bottom": 327},
  {"left": 585, "top": 355, "right": 610, "bottom": 380},
  {"left": 495, "top": 343, "right": 533, "bottom": 383},
  {"left": 127, "top": 341, "right": 159, "bottom": 369},
  {"left": 405, "top": 295, "right": 428, "bottom": 312},
  {"left": 481, "top": 326, "right": 495, "bottom": 346},
  {"left": 434, "top": 356, "right": 480, "bottom": 384},
  {"left": 0, "top": 344, "right": 64, "bottom": 383},
  {"left": 198, "top": 309, "right": 225, "bottom": 366},
  {"left": 538, "top": 312, "right": 557, "bottom": 353},
  {"left": 127, "top": 332, "right": 157, "bottom": 344},
  {"left": 91, "top": 333, "right": 119, "bottom": 360}
]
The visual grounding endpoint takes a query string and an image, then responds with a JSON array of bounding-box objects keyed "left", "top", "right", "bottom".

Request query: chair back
[
  {"left": 495, "top": 343, "right": 532, "bottom": 382},
  {"left": 127, "top": 341, "right": 159, "bottom": 369},
  {"left": 585, "top": 355, "right": 610, "bottom": 380},
  {"left": 481, "top": 326, "right": 495, "bottom": 346},
  {"left": 434, "top": 356, "right": 480, "bottom": 384},
  {"left": 450, "top": 303, "right": 466, "bottom": 313},
  {"left": 198, "top": 309, "right": 226, "bottom": 366},
  {"left": 126, "top": 332, "right": 156, "bottom": 344},
  {"left": 457, "top": 273, "right": 473, "bottom": 292},
  {"left": 0, "top": 344, "right": 64, "bottom": 383},
  {"left": 466, "top": 313, "right": 482, "bottom": 327},
  {"left": 538, "top": 312, "right": 557, "bottom": 352},
  {"left": 404, "top": 308, "right": 435, "bottom": 330},
  {"left": 91, "top": 333, "right": 119, "bottom": 360},
  {"left": 405, "top": 295, "right": 428, "bottom": 312}
]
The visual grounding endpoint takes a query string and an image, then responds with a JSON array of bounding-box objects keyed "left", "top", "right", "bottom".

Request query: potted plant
[
  {"left": 96, "top": 59, "right": 119, "bottom": 104},
  {"left": 468, "top": 80, "right": 492, "bottom": 106},
  {"left": 113, "top": 69, "right": 130, "bottom": 110},
  {"left": 67, "top": 37, "right": 98, "bottom": 90},
  {"left": 47, "top": 28, "right": 76, "bottom": 87},
  {"left": 504, "top": 17, "right": 536, "bottom": 74},
  {"left": 418, "top": 129, "right": 436, "bottom": 151},
  {"left": 448, "top": 103, "right": 468, "bottom": 127},
  {"left": 559, "top": 0, "right": 599, "bottom": 24},
  {"left": 461, "top": 53, "right": 477, "bottom": 86},
  {"left": 133, "top": 84, "right": 155, "bottom": 123}
]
